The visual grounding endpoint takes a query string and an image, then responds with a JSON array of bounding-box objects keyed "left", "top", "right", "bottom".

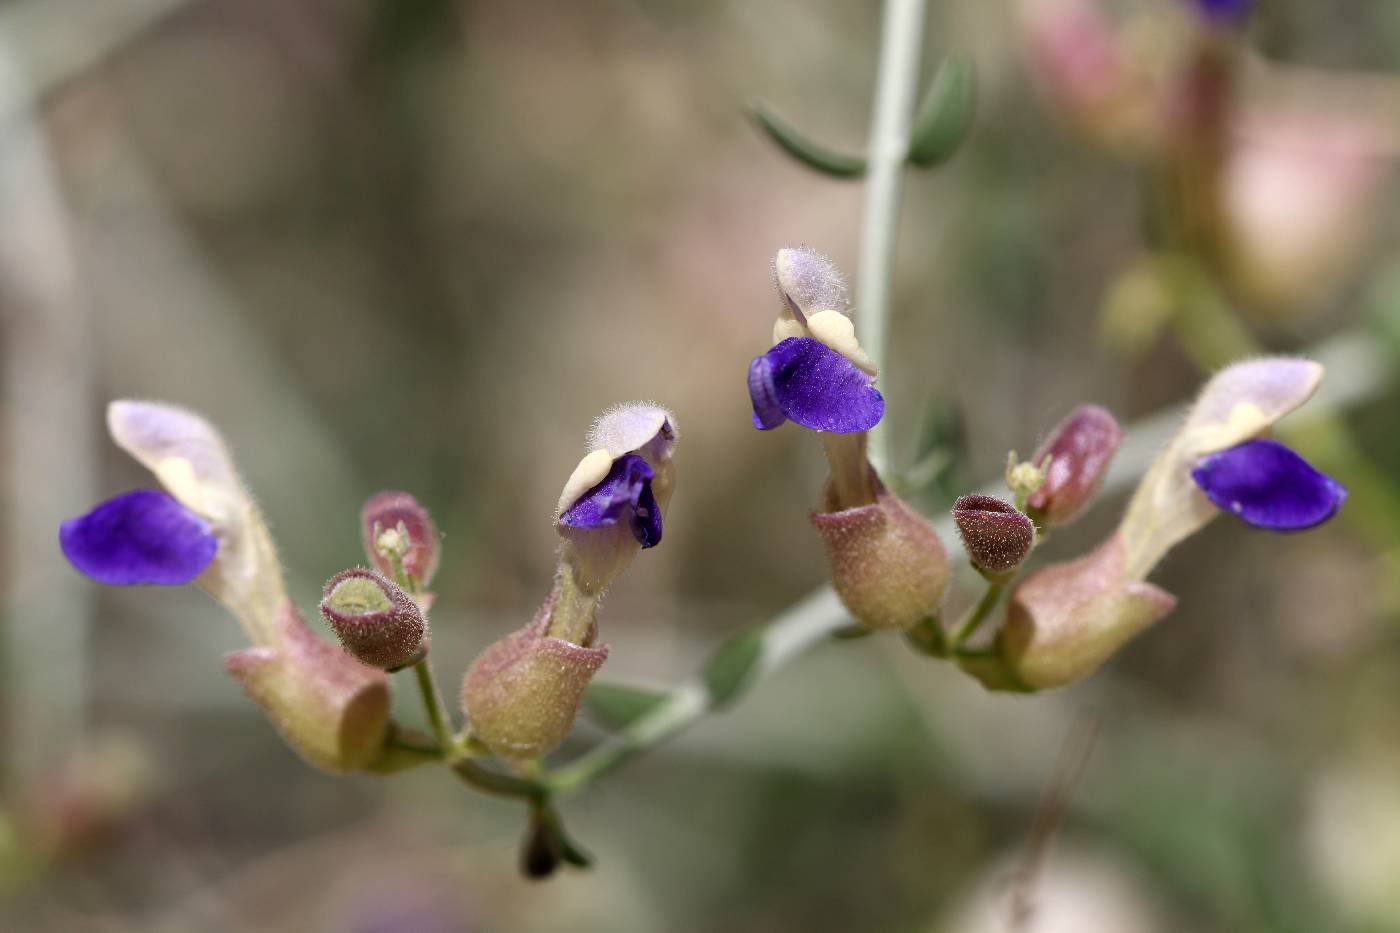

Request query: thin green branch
[
  {"left": 413, "top": 659, "right": 454, "bottom": 752},
  {"left": 857, "top": 0, "right": 929, "bottom": 476},
  {"left": 951, "top": 580, "right": 1007, "bottom": 650}
]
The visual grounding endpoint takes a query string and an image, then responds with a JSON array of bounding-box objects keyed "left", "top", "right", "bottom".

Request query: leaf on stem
[
  {"left": 584, "top": 681, "right": 670, "bottom": 731},
  {"left": 907, "top": 54, "right": 975, "bottom": 168},
  {"left": 703, "top": 629, "right": 765, "bottom": 708},
  {"left": 750, "top": 101, "right": 868, "bottom": 178}
]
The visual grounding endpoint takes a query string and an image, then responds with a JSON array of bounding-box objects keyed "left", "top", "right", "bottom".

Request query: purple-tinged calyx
[
  {"left": 748, "top": 337, "right": 884, "bottom": 433},
  {"left": 1027, "top": 404, "right": 1123, "bottom": 528},
  {"left": 361, "top": 491, "right": 439, "bottom": 586},
  {"left": 59, "top": 489, "right": 218, "bottom": 586},
  {"left": 320, "top": 568, "right": 427, "bottom": 670},
  {"left": 559, "top": 453, "right": 662, "bottom": 548},
  {"left": 1191, "top": 438, "right": 1346, "bottom": 531},
  {"left": 953, "top": 494, "right": 1037, "bottom": 575}
]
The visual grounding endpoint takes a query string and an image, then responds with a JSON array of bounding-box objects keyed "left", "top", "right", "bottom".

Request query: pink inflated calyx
[
  {"left": 224, "top": 603, "right": 391, "bottom": 772},
  {"left": 992, "top": 533, "right": 1176, "bottom": 690},
  {"left": 461, "top": 588, "right": 609, "bottom": 760},
  {"left": 320, "top": 568, "right": 427, "bottom": 671},
  {"left": 811, "top": 475, "right": 950, "bottom": 631}
]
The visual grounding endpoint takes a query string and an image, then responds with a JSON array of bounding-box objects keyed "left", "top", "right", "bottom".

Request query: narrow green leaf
[
  {"left": 751, "top": 101, "right": 867, "bottom": 178},
  {"left": 584, "top": 681, "right": 669, "bottom": 731},
  {"left": 702, "top": 629, "right": 765, "bottom": 708},
  {"left": 907, "top": 55, "right": 976, "bottom": 168}
]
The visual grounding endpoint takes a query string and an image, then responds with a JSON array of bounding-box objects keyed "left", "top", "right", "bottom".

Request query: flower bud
[
  {"left": 811, "top": 478, "right": 950, "bottom": 631},
  {"left": 319, "top": 568, "right": 427, "bottom": 670},
  {"left": 225, "top": 603, "right": 391, "bottom": 772},
  {"left": 361, "top": 491, "right": 440, "bottom": 587},
  {"left": 461, "top": 589, "right": 608, "bottom": 759},
  {"left": 953, "top": 494, "right": 1036, "bottom": 575},
  {"left": 993, "top": 533, "right": 1177, "bottom": 689},
  {"left": 1026, "top": 405, "right": 1123, "bottom": 528}
]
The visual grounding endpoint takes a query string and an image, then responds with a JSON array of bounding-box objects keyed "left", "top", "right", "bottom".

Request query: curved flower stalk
[
  {"left": 61, "top": 401, "right": 391, "bottom": 773},
  {"left": 462, "top": 403, "right": 678, "bottom": 759},
  {"left": 748, "top": 247, "right": 949, "bottom": 632},
  {"left": 972, "top": 357, "right": 1346, "bottom": 691}
]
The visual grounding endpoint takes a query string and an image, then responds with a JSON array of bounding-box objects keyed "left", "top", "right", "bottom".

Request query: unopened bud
[
  {"left": 225, "top": 604, "right": 391, "bottom": 772},
  {"left": 461, "top": 589, "right": 608, "bottom": 759},
  {"left": 320, "top": 568, "right": 427, "bottom": 670},
  {"left": 1026, "top": 405, "right": 1123, "bottom": 528},
  {"left": 811, "top": 478, "right": 950, "bottom": 631},
  {"left": 993, "top": 533, "right": 1176, "bottom": 689},
  {"left": 361, "top": 491, "right": 440, "bottom": 587},
  {"left": 773, "top": 245, "right": 848, "bottom": 320},
  {"left": 953, "top": 494, "right": 1036, "bottom": 575}
]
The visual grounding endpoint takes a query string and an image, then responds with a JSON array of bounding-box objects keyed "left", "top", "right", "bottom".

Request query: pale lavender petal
[
  {"left": 1191, "top": 439, "right": 1345, "bottom": 532},
  {"left": 60, "top": 489, "right": 218, "bottom": 585}
]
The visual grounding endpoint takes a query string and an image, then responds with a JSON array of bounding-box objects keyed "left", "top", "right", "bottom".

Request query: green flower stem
[
  {"left": 413, "top": 658, "right": 455, "bottom": 753},
  {"left": 858, "top": 0, "right": 929, "bottom": 477},
  {"left": 451, "top": 758, "right": 546, "bottom": 802},
  {"left": 951, "top": 580, "right": 1008, "bottom": 651},
  {"left": 384, "top": 546, "right": 460, "bottom": 754},
  {"left": 533, "top": 328, "right": 1385, "bottom": 797}
]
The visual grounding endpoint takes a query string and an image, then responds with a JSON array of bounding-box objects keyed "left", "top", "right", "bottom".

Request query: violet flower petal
[
  {"left": 1190, "top": 439, "right": 1346, "bottom": 532},
  {"left": 1192, "top": 0, "right": 1251, "bottom": 24},
  {"left": 747, "top": 337, "right": 884, "bottom": 433},
  {"left": 60, "top": 489, "right": 218, "bottom": 585},
  {"left": 559, "top": 453, "right": 662, "bottom": 548}
]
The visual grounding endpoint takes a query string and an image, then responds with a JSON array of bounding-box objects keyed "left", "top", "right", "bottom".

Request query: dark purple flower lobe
[
  {"left": 1191, "top": 0, "right": 1251, "bottom": 24},
  {"left": 1191, "top": 439, "right": 1345, "bottom": 532},
  {"left": 559, "top": 453, "right": 662, "bottom": 547},
  {"left": 59, "top": 489, "right": 218, "bottom": 585},
  {"left": 747, "top": 337, "right": 884, "bottom": 433}
]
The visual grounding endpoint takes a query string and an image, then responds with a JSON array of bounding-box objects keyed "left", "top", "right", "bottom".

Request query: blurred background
[{"left": 3, "top": 0, "right": 1400, "bottom": 930}]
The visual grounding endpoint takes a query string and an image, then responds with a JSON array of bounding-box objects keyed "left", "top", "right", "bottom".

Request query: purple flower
[
  {"left": 59, "top": 489, "right": 218, "bottom": 585},
  {"left": 748, "top": 337, "right": 885, "bottom": 433},
  {"left": 1191, "top": 439, "right": 1346, "bottom": 532},
  {"left": 1190, "top": 0, "right": 1251, "bottom": 24},
  {"left": 558, "top": 453, "right": 661, "bottom": 548}
]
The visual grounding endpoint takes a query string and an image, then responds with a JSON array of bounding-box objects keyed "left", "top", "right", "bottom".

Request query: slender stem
[
  {"left": 413, "top": 659, "right": 454, "bottom": 752},
  {"left": 951, "top": 580, "right": 1007, "bottom": 651},
  {"left": 544, "top": 588, "right": 844, "bottom": 797},
  {"left": 451, "top": 758, "right": 546, "bottom": 802},
  {"left": 857, "top": 0, "right": 928, "bottom": 477}
]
